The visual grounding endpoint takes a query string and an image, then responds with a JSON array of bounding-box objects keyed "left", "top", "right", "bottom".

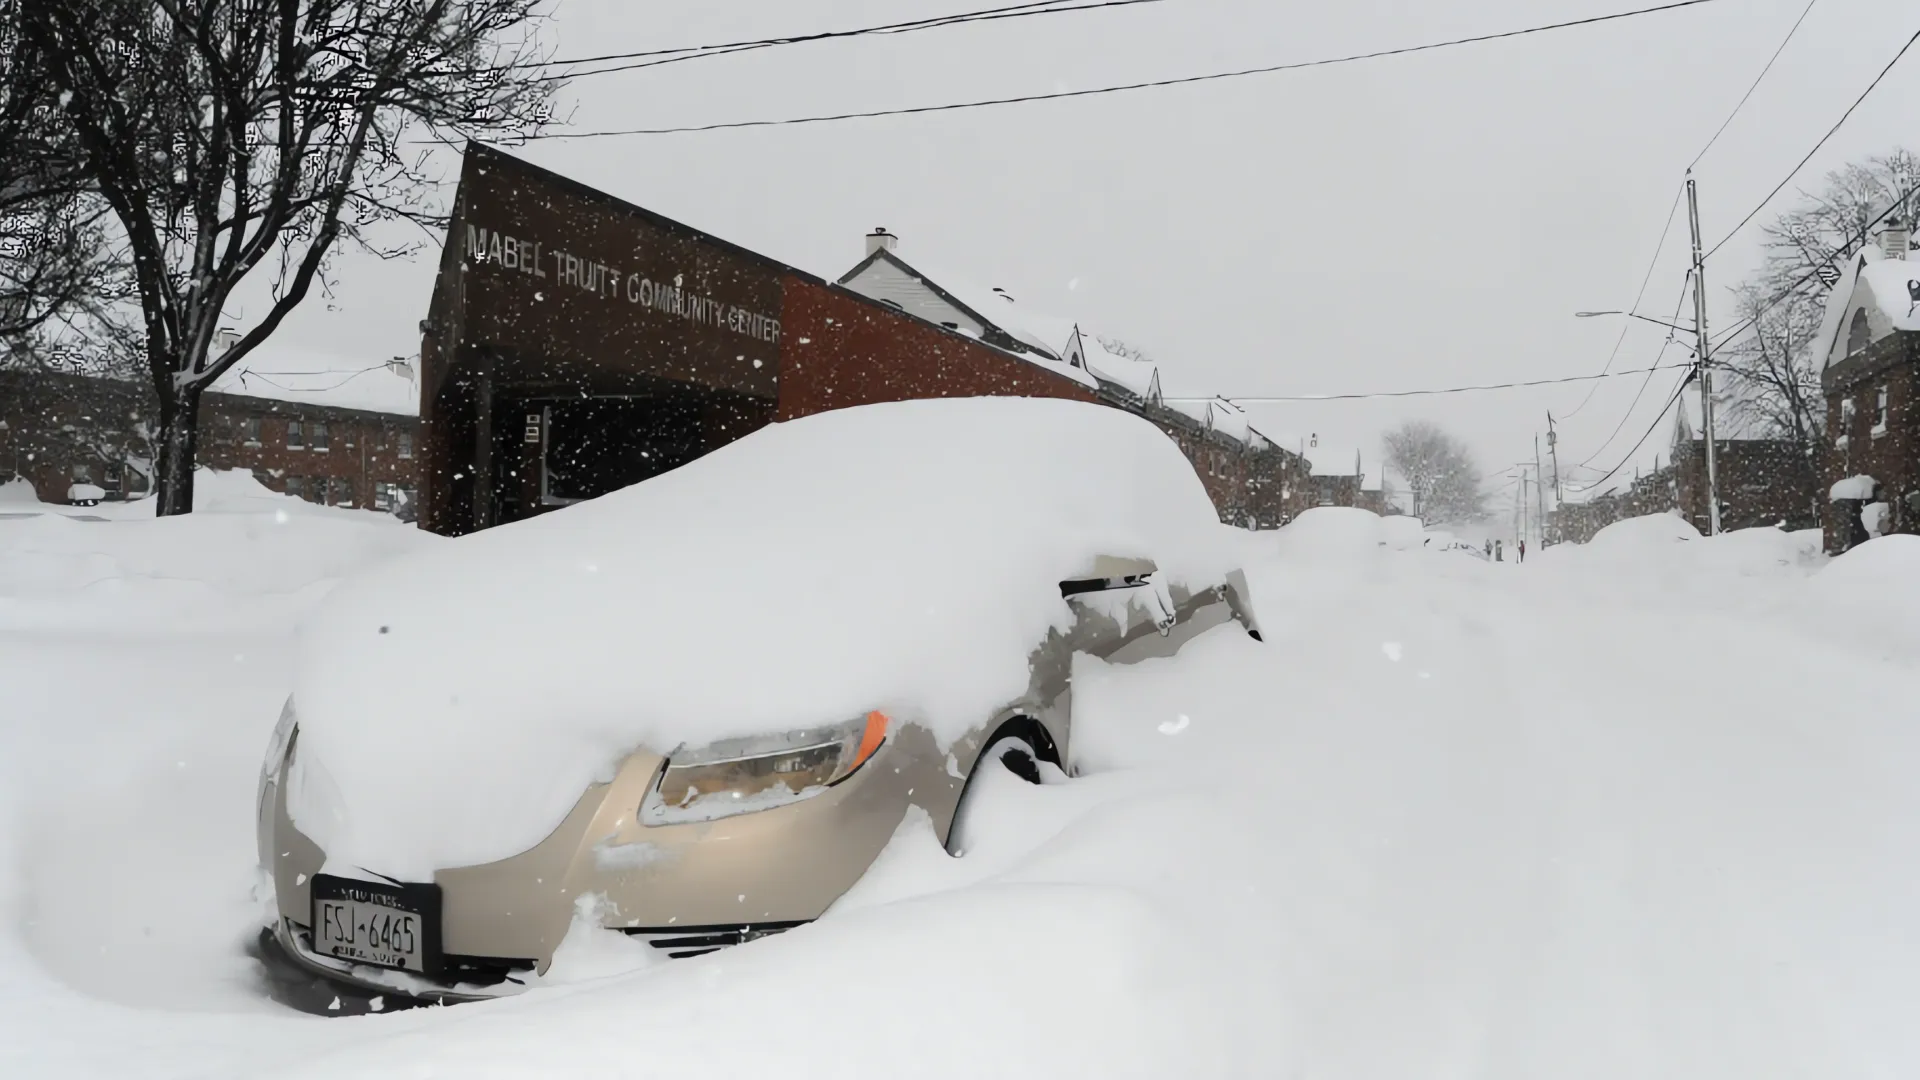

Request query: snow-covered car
[{"left": 254, "top": 398, "right": 1264, "bottom": 1010}]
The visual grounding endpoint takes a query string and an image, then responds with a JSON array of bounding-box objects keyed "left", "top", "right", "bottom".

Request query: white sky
[{"left": 263, "top": 0, "right": 1920, "bottom": 499}]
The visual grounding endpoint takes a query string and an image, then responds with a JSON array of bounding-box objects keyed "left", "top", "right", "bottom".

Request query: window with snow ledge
[
  {"left": 1837, "top": 397, "right": 1855, "bottom": 448},
  {"left": 1871, "top": 385, "right": 1889, "bottom": 437},
  {"left": 287, "top": 420, "right": 303, "bottom": 449},
  {"left": 311, "top": 421, "right": 330, "bottom": 451}
]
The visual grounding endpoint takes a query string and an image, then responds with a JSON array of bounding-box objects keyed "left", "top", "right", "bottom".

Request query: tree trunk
[{"left": 153, "top": 382, "right": 202, "bottom": 516}]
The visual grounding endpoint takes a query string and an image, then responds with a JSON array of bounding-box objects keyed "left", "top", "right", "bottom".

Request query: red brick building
[
  {"left": 836, "top": 231, "right": 1317, "bottom": 530},
  {"left": 1, "top": 349, "right": 420, "bottom": 511},
  {"left": 420, "top": 146, "right": 1312, "bottom": 536},
  {"left": 1819, "top": 221, "right": 1920, "bottom": 552}
]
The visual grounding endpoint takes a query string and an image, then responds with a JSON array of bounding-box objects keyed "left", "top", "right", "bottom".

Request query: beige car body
[{"left": 257, "top": 562, "right": 1261, "bottom": 1004}]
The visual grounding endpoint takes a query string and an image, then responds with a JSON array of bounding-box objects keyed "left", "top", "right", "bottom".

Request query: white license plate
[{"left": 311, "top": 876, "right": 434, "bottom": 973}]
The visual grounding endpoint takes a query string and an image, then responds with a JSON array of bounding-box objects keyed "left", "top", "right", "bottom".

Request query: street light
[{"left": 1573, "top": 310, "right": 1695, "bottom": 335}]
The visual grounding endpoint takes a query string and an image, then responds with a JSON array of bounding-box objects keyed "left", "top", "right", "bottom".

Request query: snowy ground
[{"left": 5, "top": 485, "right": 1920, "bottom": 1078}]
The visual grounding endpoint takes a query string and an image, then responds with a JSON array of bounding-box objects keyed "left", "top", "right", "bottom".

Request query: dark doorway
[{"left": 535, "top": 390, "right": 773, "bottom": 508}]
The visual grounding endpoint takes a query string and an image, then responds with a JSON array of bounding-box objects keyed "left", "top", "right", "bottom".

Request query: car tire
[{"left": 946, "top": 737, "right": 1042, "bottom": 856}]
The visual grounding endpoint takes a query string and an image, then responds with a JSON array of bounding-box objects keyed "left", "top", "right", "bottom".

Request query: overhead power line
[
  {"left": 1702, "top": 27, "right": 1920, "bottom": 261},
  {"left": 1570, "top": 369, "right": 1696, "bottom": 496},
  {"left": 1689, "top": 0, "right": 1820, "bottom": 169},
  {"left": 526, "top": 0, "right": 1729, "bottom": 139},
  {"left": 1707, "top": 174, "right": 1920, "bottom": 352},
  {"left": 1162, "top": 362, "right": 1694, "bottom": 404},
  {"left": 528, "top": 0, "right": 1171, "bottom": 84}
]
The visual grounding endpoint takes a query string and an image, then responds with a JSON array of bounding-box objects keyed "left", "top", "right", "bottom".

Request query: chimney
[
  {"left": 865, "top": 227, "right": 898, "bottom": 256},
  {"left": 1879, "top": 217, "right": 1911, "bottom": 261}
]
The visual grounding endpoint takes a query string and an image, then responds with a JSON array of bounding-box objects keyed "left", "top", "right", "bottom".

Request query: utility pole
[
  {"left": 1535, "top": 437, "right": 1547, "bottom": 545},
  {"left": 1545, "top": 412, "right": 1563, "bottom": 503},
  {"left": 1685, "top": 170, "right": 1722, "bottom": 535}
]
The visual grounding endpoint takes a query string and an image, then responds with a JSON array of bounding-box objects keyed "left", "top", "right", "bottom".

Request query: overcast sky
[{"left": 264, "top": 0, "right": 1920, "bottom": 501}]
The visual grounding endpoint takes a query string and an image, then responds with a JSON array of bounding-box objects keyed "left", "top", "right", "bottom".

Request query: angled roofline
[
  {"left": 838, "top": 246, "right": 1057, "bottom": 359},
  {"left": 465, "top": 142, "right": 831, "bottom": 288}
]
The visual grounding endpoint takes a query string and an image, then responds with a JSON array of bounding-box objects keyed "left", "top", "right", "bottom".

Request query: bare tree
[
  {"left": 0, "top": 3, "right": 126, "bottom": 347},
  {"left": 1383, "top": 420, "right": 1486, "bottom": 524},
  {"left": 22, "top": 0, "right": 559, "bottom": 515},
  {"left": 1758, "top": 150, "right": 1920, "bottom": 295},
  {"left": 1717, "top": 281, "right": 1824, "bottom": 453},
  {"left": 1093, "top": 334, "right": 1156, "bottom": 365}
]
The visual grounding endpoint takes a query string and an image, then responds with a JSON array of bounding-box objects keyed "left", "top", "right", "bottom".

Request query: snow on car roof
[
  {"left": 289, "top": 396, "right": 1241, "bottom": 877},
  {"left": 210, "top": 341, "right": 420, "bottom": 416}
]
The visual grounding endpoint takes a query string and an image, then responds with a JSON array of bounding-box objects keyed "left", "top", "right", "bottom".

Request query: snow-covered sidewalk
[{"left": 5, "top": 504, "right": 1919, "bottom": 1078}]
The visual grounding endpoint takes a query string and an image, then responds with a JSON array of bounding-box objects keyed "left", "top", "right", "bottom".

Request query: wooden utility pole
[
  {"left": 1535, "top": 437, "right": 1548, "bottom": 546},
  {"left": 1685, "top": 170, "right": 1722, "bottom": 535},
  {"left": 1545, "top": 412, "right": 1563, "bottom": 503}
]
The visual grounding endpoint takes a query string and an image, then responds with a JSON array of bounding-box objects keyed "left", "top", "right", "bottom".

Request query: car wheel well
[
  {"left": 982, "top": 715, "right": 1060, "bottom": 770},
  {"left": 943, "top": 716, "right": 1060, "bottom": 856}
]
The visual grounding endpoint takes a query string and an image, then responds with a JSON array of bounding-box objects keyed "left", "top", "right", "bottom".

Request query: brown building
[
  {"left": 1548, "top": 394, "right": 1819, "bottom": 545},
  {"left": 1, "top": 348, "right": 420, "bottom": 511},
  {"left": 421, "top": 146, "right": 1312, "bottom": 537},
  {"left": 1818, "top": 220, "right": 1920, "bottom": 552}
]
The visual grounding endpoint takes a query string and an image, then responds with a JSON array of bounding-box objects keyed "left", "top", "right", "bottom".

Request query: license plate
[{"left": 310, "top": 874, "right": 441, "bottom": 974}]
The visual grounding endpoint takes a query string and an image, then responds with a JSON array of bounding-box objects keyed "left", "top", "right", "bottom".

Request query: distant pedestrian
[
  {"left": 1484, "top": 539, "right": 1492, "bottom": 558},
  {"left": 1518, "top": 539, "right": 1526, "bottom": 563},
  {"left": 1495, "top": 540, "right": 1503, "bottom": 562}
]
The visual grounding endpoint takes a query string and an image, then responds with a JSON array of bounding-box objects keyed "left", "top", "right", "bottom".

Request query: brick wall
[
  {"left": 0, "top": 368, "right": 419, "bottom": 510},
  {"left": 1822, "top": 332, "right": 1920, "bottom": 551}
]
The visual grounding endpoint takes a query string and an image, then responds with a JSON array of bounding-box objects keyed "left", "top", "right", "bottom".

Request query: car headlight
[{"left": 640, "top": 711, "right": 889, "bottom": 826}]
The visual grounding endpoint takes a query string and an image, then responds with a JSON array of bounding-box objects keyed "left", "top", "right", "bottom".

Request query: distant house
[
  {"left": 0, "top": 336, "right": 420, "bottom": 512},
  {"left": 1548, "top": 393, "right": 1818, "bottom": 545},
  {"left": 837, "top": 229, "right": 1314, "bottom": 529},
  {"left": 1665, "top": 390, "right": 1819, "bottom": 535},
  {"left": 1818, "top": 217, "right": 1920, "bottom": 552}
]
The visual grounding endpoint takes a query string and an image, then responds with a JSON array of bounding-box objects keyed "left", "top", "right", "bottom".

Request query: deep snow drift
[{"left": 5, "top": 496, "right": 1920, "bottom": 1079}]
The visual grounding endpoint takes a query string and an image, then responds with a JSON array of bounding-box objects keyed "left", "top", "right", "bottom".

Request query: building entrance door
[{"left": 538, "top": 394, "right": 709, "bottom": 507}]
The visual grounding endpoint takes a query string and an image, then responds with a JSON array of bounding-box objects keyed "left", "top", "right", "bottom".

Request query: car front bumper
[{"left": 257, "top": 722, "right": 961, "bottom": 999}]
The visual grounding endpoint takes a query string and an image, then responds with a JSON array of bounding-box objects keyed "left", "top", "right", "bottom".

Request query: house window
[
  {"left": 373, "top": 482, "right": 393, "bottom": 511},
  {"left": 241, "top": 417, "right": 261, "bottom": 445},
  {"left": 1872, "top": 385, "right": 1889, "bottom": 437},
  {"left": 285, "top": 476, "right": 304, "bottom": 500},
  {"left": 333, "top": 478, "right": 353, "bottom": 506},
  {"left": 1837, "top": 397, "right": 1855, "bottom": 448},
  {"left": 310, "top": 421, "right": 330, "bottom": 451},
  {"left": 1847, "top": 308, "right": 1871, "bottom": 355},
  {"left": 71, "top": 463, "right": 91, "bottom": 482},
  {"left": 287, "top": 420, "right": 304, "bottom": 449},
  {"left": 397, "top": 432, "right": 413, "bottom": 459}
]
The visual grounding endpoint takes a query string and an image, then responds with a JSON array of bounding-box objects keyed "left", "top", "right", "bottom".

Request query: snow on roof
[
  {"left": 1819, "top": 248, "right": 1920, "bottom": 370},
  {"left": 289, "top": 396, "right": 1243, "bottom": 877},
  {"left": 209, "top": 340, "right": 420, "bottom": 416},
  {"left": 1080, "top": 337, "right": 1161, "bottom": 400},
  {"left": 1858, "top": 257, "right": 1920, "bottom": 331},
  {"left": 878, "top": 251, "right": 1060, "bottom": 357}
]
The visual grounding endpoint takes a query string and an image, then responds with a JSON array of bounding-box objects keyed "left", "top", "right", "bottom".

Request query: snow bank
[
  {"left": 1269, "top": 506, "right": 1382, "bottom": 557},
  {"left": 1831, "top": 474, "right": 1876, "bottom": 501},
  {"left": 291, "top": 397, "right": 1239, "bottom": 878},
  {"left": 1379, "top": 515, "right": 1425, "bottom": 551},
  {"left": 0, "top": 476, "right": 42, "bottom": 506},
  {"left": 0, "top": 472, "right": 432, "bottom": 631},
  {"left": 1587, "top": 510, "right": 1701, "bottom": 550},
  {"left": 1799, "top": 534, "right": 1920, "bottom": 664}
]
